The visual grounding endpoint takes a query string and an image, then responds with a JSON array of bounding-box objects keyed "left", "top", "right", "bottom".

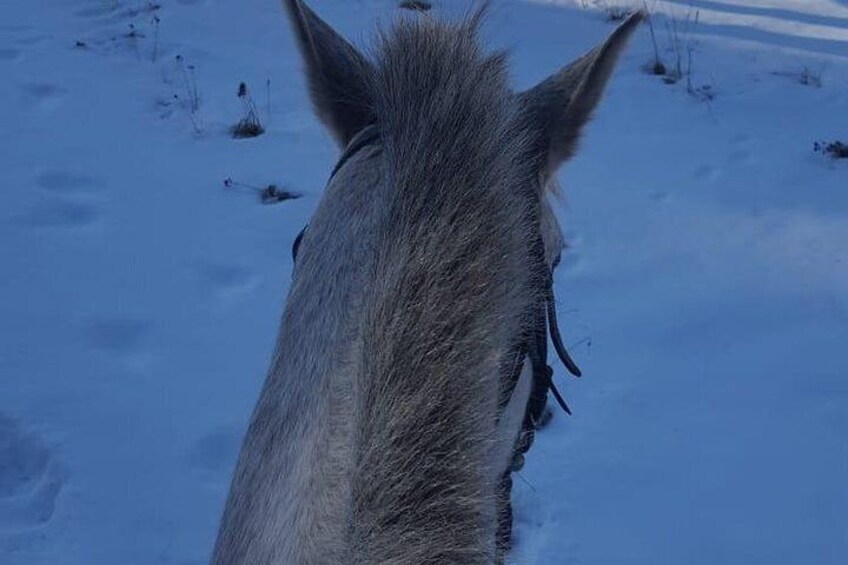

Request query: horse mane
[
  {"left": 345, "top": 14, "right": 544, "bottom": 562},
  {"left": 213, "top": 9, "right": 555, "bottom": 565}
]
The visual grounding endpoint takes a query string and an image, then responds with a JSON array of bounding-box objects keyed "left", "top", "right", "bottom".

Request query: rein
[{"left": 508, "top": 235, "right": 581, "bottom": 432}]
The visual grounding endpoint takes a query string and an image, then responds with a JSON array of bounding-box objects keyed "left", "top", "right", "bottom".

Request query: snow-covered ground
[{"left": 1, "top": 0, "right": 845, "bottom": 563}]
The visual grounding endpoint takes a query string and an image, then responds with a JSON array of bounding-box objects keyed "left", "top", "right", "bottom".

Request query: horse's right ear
[
  {"left": 282, "top": 0, "right": 374, "bottom": 147},
  {"left": 519, "top": 11, "right": 643, "bottom": 175}
]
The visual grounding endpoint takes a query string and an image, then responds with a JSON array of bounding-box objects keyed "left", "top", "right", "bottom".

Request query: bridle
[
  {"left": 292, "top": 124, "right": 582, "bottom": 552},
  {"left": 291, "top": 125, "right": 581, "bottom": 420},
  {"left": 292, "top": 123, "right": 582, "bottom": 412},
  {"left": 496, "top": 235, "right": 582, "bottom": 552},
  {"left": 291, "top": 124, "right": 379, "bottom": 265}
]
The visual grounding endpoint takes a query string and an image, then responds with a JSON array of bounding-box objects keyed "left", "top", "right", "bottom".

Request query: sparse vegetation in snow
[
  {"left": 814, "top": 140, "right": 848, "bottom": 159},
  {"left": 223, "top": 178, "right": 301, "bottom": 205},
  {"left": 640, "top": 4, "right": 714, "bottom": 102},
  {"left": 399, "top": 1, "right": 432, "bottom": 11},
  {"left": 774, "top": 64, "right": 826, "bottom": 88},
  {"left": 231, "top": 82, "right": 265, "bottom": 139}
]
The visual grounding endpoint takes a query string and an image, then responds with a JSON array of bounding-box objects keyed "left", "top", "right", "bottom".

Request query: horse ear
[
  {"left": 519, "top": 11, "right": 643, "bottom": 172},
  {"left": 282, "top": 0, "right": 374, "bottom": 147}
]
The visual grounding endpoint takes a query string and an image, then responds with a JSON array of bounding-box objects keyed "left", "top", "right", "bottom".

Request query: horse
[{"left": 212, "top": 2, "right": 641, "bottom": 562}]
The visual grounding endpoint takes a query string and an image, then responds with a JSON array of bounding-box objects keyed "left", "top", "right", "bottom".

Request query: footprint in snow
[
  {"left": 20, "top": 82, "right": 68, "bottom": 111},
  {"left": 15, "top": 36, "right": 50, "bottom": 46},
  {"left": 83, "top": 318, "right": 156, "bottom": 372},
  {"left": 729, "top": 148, "right": 754, "bottom": 165},
  {"left": 729, "top": 134, "right": 755, "bottom": 165},
  {"left": 0, "top": 414, "right": 64, "bottom": 533},
  {"left": 188, "top": 426, "right": 242, "bottom": 474},
  {"left": 14, "top": 172, "right": 104, "bottom": 231},
  {"left": 693, "top": 164, "right": 721, "bottom": 182},
  {"left": 85, "top": 318, "right": 152, "bottom": 356},
  {"left": 37, "top": 171, "right": 104, "bottom": 195},
  {"left": 196, "top": 264, "right": 260, "bottom": 306},
  {"left": 0, "top": 47, "right": 22, "bottom": 63},
  {"left": 0, "top": 25, "right": 30, "bottom": 33},
  {"left": 15, "top": 200, "right": 100, "bottom": 230}
]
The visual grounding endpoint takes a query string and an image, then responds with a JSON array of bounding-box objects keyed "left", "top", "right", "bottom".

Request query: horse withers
[{"left": 212, "top": 2, "right": 642, "bottom": 563}]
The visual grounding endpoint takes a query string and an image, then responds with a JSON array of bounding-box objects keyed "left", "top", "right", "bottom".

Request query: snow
[{"left": 1, "top": 1, "right": 845, "bottom": 563}]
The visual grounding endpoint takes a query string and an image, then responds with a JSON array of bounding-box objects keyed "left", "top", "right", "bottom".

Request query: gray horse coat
[{"left": 212, "top": 2, "right": 641, "bottom": 563}]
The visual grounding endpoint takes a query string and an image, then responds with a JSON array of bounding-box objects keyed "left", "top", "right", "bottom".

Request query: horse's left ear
[
  {"left": 282, "top": 0, "right": 375, "bottom": 147},
  {"left": 519, "top": 11, "right": 643, "bottom": 173}
]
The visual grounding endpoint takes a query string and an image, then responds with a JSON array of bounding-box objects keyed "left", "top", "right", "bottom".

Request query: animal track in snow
[
  {"left": 0, "top": 414, "right": 64, "bottom": 532},
  {"left": 14, "top": 34, "right": 50, "bottom": 47},
  {"left": 693, "top": 165, "right": 721, "bottom": 182},
  {"left": 729, "top": 134, "right": 755, "bottom": 164},
  {"left": 0, "top": 25, "right": 30, "bottom": 33},
  {"left": 729, "top": 148, "right": 754, "bottom": 164},
  {"left": 20, "top": 82, "right": 67, "bottom": 111},
  {"left": 16, "top": 200, "right": 100, "bottom": 230},
  {"left": 0, "top": 47, "right": 21, "bottom": 62},
  {"left": 36, "top": 171, "right": 104, "bottom": 195},
  {"left": 85, "top": 318, "right": 152, "bottom": 356},
  {"left": 188, "top": 427, "right": 242, "bottom": 474},
  {"left": 15, "top": 172, "right": 104, "bottom": 230},
  {"left": 196, "top": 264, "right": 260, "bottom": 304}
]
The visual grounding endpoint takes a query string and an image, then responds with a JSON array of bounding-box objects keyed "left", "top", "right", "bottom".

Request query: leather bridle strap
[
  {"left": 293, "top": 124, "right": 583, "bottom": 420},
  {"left": 328, "top": 124, "right": 380, "bottom": 180},
  {"left": 292, "top": 124, "right": 380, "bottom": 264},
  {"left": 512, "top": 233, "right": 583, "bottom": 424}
]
